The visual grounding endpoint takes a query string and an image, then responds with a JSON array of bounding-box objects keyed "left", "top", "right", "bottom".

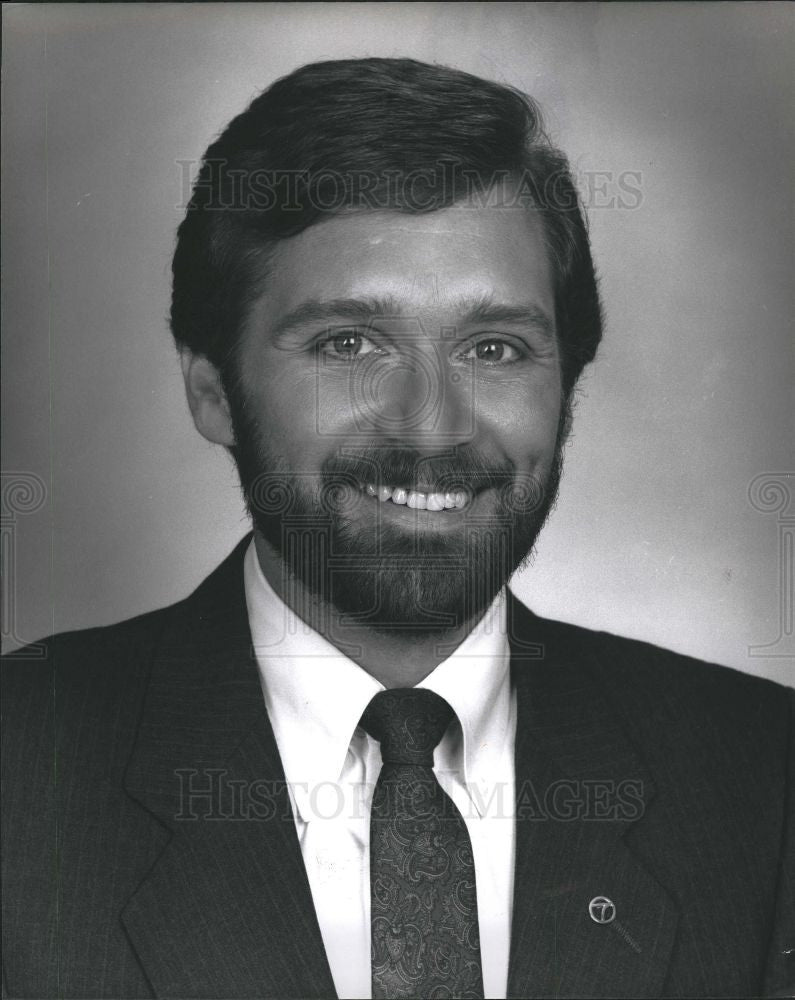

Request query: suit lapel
[
  {"left": 121, "top": 537, "right": 336, "bottom": 998},
  {"left": 506, "top": 596, "right": 679, "bottom": 998}
]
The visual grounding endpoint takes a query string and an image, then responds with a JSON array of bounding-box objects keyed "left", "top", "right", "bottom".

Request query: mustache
[{"left": 322, "top": 445, "right": 515, "bottom": 496}]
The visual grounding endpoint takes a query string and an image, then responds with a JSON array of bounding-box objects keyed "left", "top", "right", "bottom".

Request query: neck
[{"left": 253, "top": 532, "right": 489, "bottom": 688}]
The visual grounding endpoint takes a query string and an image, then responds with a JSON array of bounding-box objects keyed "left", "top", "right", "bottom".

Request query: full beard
[{"left": 227, "top": 406, "right": 569, "bottom": 640}]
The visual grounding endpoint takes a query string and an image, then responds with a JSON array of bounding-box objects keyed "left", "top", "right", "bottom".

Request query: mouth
[{"left": 361, "top": 482, "right": 471, "bottom": 511}]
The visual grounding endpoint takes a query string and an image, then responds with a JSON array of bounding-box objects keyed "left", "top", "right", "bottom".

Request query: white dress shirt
[{"left": 244, "top": 540, "right": 516, "bottom": 999}]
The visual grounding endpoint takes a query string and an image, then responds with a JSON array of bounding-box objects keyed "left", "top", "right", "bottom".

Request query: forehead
[{"left": 254, "top": 199, "right": 554, "bottom": 330}]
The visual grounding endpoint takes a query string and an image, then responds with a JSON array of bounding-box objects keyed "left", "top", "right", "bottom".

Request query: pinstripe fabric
[
  {"left": 2, "top": 535, "right": 793, "bottom": 998},
  {"left": 2, "top": 615, "right": 170, "bottom": 998}
]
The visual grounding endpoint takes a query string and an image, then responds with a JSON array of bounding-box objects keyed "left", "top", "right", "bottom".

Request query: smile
[{"left": 363, "top": 483, "right": 470, "bottom": 511}]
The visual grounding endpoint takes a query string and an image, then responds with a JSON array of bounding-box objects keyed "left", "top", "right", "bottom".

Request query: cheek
[
  {"left": 240, "top": 366, "right": 325, "bottom": 460},
  {"left": 475, "top": 373, "right": 563, "bottom": 464}
]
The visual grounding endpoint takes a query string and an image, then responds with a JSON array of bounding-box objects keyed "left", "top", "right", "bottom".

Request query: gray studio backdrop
[{"left": 2, "top": 3, "right": 793, "bottom": 686}]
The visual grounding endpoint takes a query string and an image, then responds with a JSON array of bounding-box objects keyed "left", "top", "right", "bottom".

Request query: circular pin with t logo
[{"left": 588, "top": 896, "right": 616, "bottom": 924}]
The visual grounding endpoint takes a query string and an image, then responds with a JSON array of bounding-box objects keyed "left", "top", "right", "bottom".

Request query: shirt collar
[
  {"left": 416, "top": 593, "right": 511, "bottom": 817},
  {"left": 244, "top": 538, "right": 511, "bottom": 821}
]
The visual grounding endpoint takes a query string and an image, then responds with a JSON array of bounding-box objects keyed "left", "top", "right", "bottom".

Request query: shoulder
[
  {"left": 575, "top": 617, "right": 790, "bottom": 720},
  {"left": 511, "top": 600, "right": 793, "bottom": 885},
  {"left": 1, "top": 534, "right": 251, "bottom": 699},
  {"left": 0, "top": 603, "right": 179, "bottom": 751},
  {"left": 2, "top": 601, "right": 176, "bottom": 680},
  {"left": 510, "top": 595, "right": 794, "bottom": 762},
  {"left": 518, "top": 598, "right": 791, "bottom": 703},
  {"left": 1, "top": 535, "right": 252, "bottom": 750}
]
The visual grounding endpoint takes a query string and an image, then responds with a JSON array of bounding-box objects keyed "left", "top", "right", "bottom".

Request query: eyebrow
[
  {"left": 462, "top": 295, "right": 555, "bottom": 339},
  {"left": 269, "top": 293, "right": 555, "bottom": 341},
  {"left": 270, "top": 296, "right": 401, "bottom": 341}
]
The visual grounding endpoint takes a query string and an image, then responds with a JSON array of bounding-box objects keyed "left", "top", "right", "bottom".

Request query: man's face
[{"left": 226, "top": 196, "right": 566, "bottom": 637}]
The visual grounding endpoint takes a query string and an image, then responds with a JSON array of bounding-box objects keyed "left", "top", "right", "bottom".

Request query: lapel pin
[{"left": 588, "top": 896, "right": 616, "bottom": 924}]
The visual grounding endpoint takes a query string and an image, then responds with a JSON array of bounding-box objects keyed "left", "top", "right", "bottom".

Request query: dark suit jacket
[{"left": 2, "top": 535, "right": 793, "bottom": 998}]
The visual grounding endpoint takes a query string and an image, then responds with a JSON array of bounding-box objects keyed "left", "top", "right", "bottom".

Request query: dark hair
[{"left": 170, "top": 57, "right": 602, "bottom": 395}]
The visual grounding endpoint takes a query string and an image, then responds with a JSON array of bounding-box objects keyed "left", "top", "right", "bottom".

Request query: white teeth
[{"left": 362, "top": 483, "right": 470, "bottom": 510}]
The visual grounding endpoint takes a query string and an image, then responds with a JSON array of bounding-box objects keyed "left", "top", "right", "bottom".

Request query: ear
[{"left": 180, "top": 350, "right": 235, "bottom": 447}]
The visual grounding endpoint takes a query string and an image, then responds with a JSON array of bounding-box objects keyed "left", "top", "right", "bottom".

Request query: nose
[{"left": 355, "top": 342, "right": 474, "bottom": 449}]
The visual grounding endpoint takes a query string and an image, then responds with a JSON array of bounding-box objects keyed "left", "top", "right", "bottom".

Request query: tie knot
[{"left": 360, "top": 689, "right": 455, "bottom": 767}]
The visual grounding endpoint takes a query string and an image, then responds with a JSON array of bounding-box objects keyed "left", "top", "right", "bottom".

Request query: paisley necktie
[{"left": 360, "top": 688, "right": 485, "bottom": 999}]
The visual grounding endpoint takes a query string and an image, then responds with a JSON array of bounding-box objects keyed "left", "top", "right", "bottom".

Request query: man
[{"left": 2, "top": 57, "right": 792, "bottom": 999}]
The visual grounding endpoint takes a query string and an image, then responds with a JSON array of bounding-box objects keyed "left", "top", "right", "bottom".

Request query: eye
[
  {"left": 318, "top": 330, "right": 381, "bottom": 361},
  {"left": 460, "top": 338, "right": 523, "bottom": 365}
]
